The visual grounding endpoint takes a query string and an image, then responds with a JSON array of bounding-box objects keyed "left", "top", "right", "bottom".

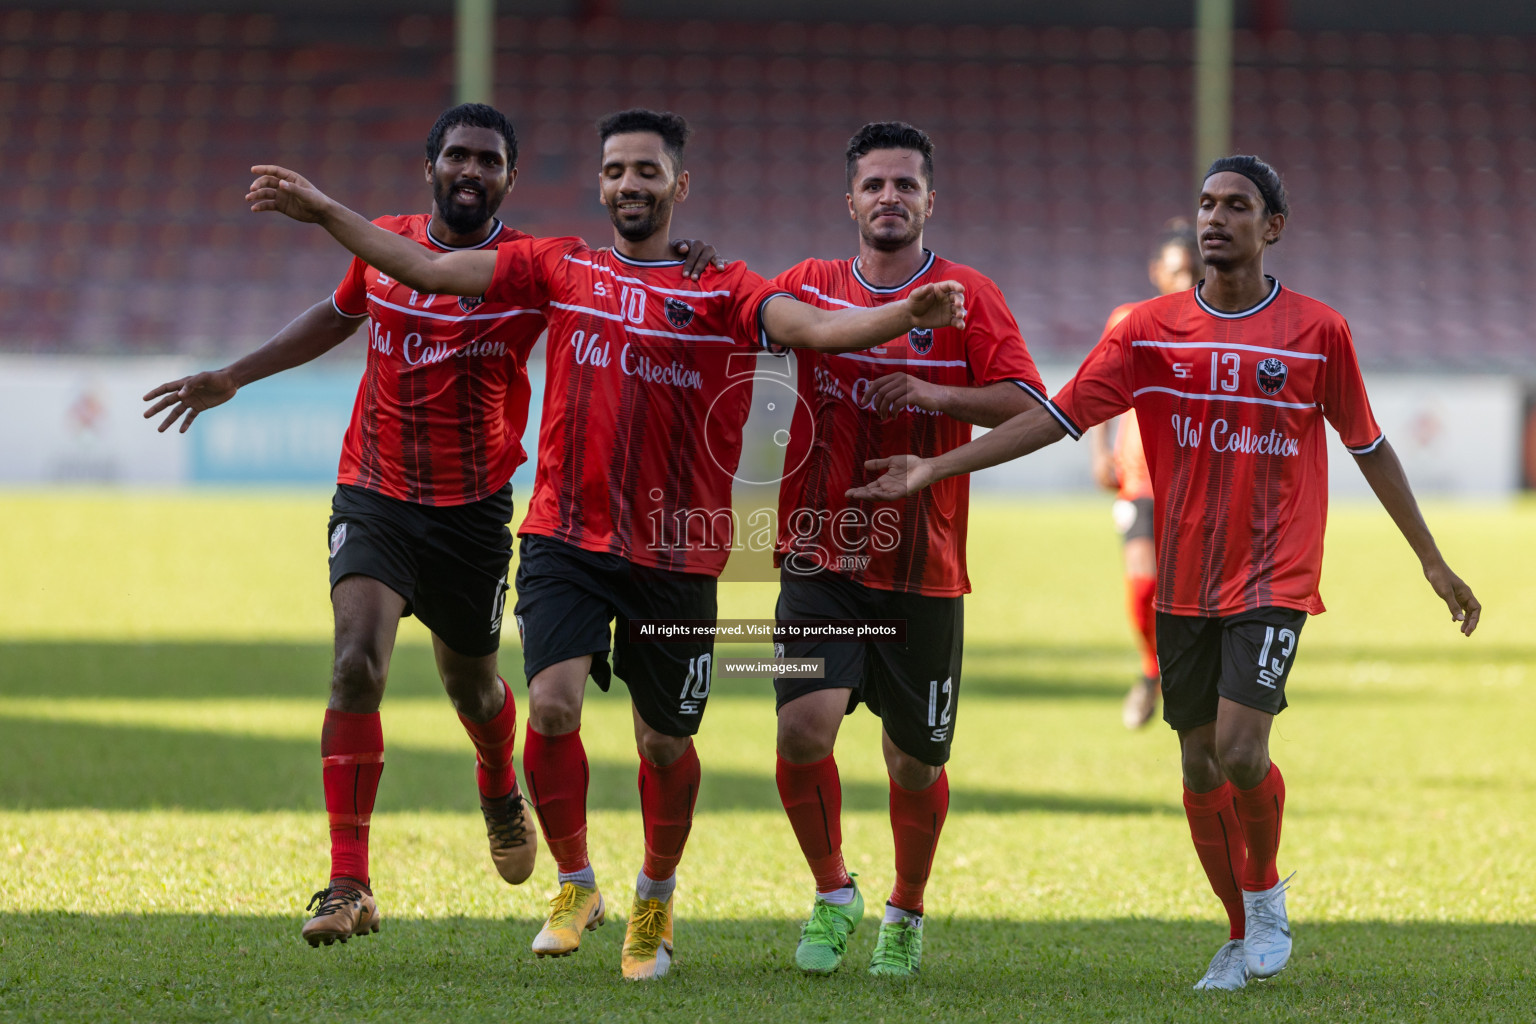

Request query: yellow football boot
[
  {"left": 620, "top": 894, "right": 675, "bottom": 981},
  {"left": 531, "top": 882, "right": 605, "bottom": 957}
]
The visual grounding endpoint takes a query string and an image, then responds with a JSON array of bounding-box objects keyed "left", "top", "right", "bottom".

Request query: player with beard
[
  {"left": 144, "top": 104, "right": 721, "bottom": 949},
  {"left": 848, "top": 155, "right": 1480, "bottom": 990},
  {"left": 1087, "top": 221, "right": 1202, "bottom": 729},
  {"left": 763, "top": 122, "right": 1047, "bottom": 979},
  {"left": 244, "top": 108, "right": 969, "bottom": 980}
]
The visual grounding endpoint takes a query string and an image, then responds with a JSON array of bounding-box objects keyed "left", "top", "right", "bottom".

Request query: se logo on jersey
[
  {"left": 1256, "top": 357, "right": 1288, "bottom": 395},
  {"left": 908, "top": 327, "right": 934, "bottom": 354},
  {"left": 665, "top": 297, "right": 695, "bottom": 329},
  {"left": 459, "top": 295, "right": 484, "bottom": 313}
]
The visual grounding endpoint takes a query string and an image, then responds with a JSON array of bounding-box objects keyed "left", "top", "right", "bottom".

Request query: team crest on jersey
[
  {"left": 458, "top": 295, "right": 484, "bottom": 313},
  {"left": 908, "top": 328, "right": 934, "bottom": 354},
  {"left": 1256, "top": 357, "right": 1288, "bottom": 395},
  {"left": 665, "top": 297, "right": 695, "bottom": 329},
  {"left": 329, "top": 523, "right": 347, "bottom": 558}
]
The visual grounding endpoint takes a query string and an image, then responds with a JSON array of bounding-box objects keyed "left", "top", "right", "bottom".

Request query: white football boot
[
  {"left": 1243, "top": 872, "right": 1295, "bottom": 979},
  {"left": 1192, "top": 939, "right": 1248, "bottom": 991}
]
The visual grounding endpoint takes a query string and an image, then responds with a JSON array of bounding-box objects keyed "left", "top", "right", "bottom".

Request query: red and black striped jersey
[
  {"left": 770, "top": 253, "right": 1047, "bottom": 597},
  {"left": 485, "top": 238, "right": 787, "bottom": 577},
  {"left": 1050, "top": 279, "right": 1383, "bottom": 617},
  {"left": 331, "top": 215, "right": 546, "bottom": 506}
]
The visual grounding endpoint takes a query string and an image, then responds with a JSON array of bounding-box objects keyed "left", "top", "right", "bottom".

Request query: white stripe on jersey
[
  {"left": 367, "top": 295, "right": 542, "bottom": 323},
  {"left": 798, "top": 285, "right": 858, "bottom": 309},
  {"left": 1131, "top": 386, "right": 1316, "bottom": 410},
  {"left": 550, "top": 302, "right": 739, "bottom": 344},
  {"left": 562, "top": 256, "right": 735, "bottom": 298},
  {"left": 1131, "top": 340, "right": 1326, "bottom": 362},
  {"left": 835, "top": 352, "right": 969, "bottom": 368},
  {"left": 625, "top": 325, "right": 738, "bottom": 345},
  {"left": 549, "top": 300, "right": 625, "bottom": 322}
]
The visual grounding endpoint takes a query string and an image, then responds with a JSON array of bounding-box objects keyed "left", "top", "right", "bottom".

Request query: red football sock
[
  {"left": 522, "top": 724, "right": 590, "bottom": 873},
  {"left": 1127, "top": 574, "right": 1159, "bottom": 679},
  {"left": 1232, "top": 762, "right": 1286, "bottom": 891},
  {"left": 775, "top": 753, "right": 851, "bottom": 892},
  {"left": 321, "top": 709, "right": 384, "bottom": 887},
  {"left": 888, "top": 769, "right": 950, "bottom": 915},
  {"left": 1183, "top": 781, "right": 1247, "bottom": 940},
  {"left": 638, "top": 741, "right": 700, "bottom": 882},
  {"left": 457, "top": 677, "right": 518, "bottom": 800}
]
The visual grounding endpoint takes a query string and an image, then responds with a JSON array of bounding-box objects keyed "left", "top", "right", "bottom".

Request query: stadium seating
[{"left": 2, "top": 9, "right": 1532, "bottom": 368}]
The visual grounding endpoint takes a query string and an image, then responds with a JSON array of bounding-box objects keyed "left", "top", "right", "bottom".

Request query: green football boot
[
  {"left": 867, "top": 914, "right": 924, "bottom": 977},
  {"left": 793, "top": 879, "right": 864, "bottom": 974}
]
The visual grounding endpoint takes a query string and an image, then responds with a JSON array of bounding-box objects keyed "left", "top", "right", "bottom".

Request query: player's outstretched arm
[
  {"left": 846, "top": 402, "right": 1069, "bottom": 501},
  {"left": 246, "top": 165, "right": 495, "bottom": 297},
  {"left": 1353, "top": 440, "right": 1481, "bottom": 636},
  {"left": 761, "top": 281, "right": 966, "bottom": 352},
  {"left": 142, "top": 298, "right": 362, "bottom": 433},
  {"left": 866, "top": 375, "right": 1037, "bottom": 428}
]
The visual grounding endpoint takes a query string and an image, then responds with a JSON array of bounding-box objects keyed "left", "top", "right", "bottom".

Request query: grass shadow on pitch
[
  {"left": 0, "top": 715, "right": 1168, "bottom": 817},
  {"left": 0, "top": 914, "right": 1530, "bottom": 1024}
]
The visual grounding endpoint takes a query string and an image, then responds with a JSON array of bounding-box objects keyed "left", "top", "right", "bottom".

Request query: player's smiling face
[
  {"left": 427, "top": 125, "right": 514, "bottom": 236},
  {"left": 848, "top": 149, "right": 934, "bottom": 253},
  {"left": 599, "top": 131, "right": 689, "bottom": 243},
  {"left": 1197, "top": 172, "right": 1285, "bottom": 270}
]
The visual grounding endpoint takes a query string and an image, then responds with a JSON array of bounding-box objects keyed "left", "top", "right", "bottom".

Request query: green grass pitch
[{"left": 0, "top": 491, "right": 1532, "bottom": 1022}]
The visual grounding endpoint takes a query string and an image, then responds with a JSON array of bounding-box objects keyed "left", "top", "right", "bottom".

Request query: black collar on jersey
[
  {"left": 426, "top": 219, "right": 505, "bottom": 251},
  {"left": 612, "top": 248, "right": 684, "bottom": 267},
  {"left": 1194, "top": 275, "right": 1281, "bottom": 320},
  {"left": 851, "top": 249, "right": 936, "bottom": 294}
]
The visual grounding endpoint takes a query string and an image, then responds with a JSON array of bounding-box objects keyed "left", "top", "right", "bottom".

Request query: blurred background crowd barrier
[{"left": 3, "top": 1, "right": 1534, "bottom": 492}]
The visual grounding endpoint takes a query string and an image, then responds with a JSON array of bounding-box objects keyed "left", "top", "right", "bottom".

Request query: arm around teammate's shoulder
[
  {"left": 759, "top": 280, "right": 968, "bottom": 352},
  {"left": 246, "top": 165, "right": 495, "bottom": 297}
]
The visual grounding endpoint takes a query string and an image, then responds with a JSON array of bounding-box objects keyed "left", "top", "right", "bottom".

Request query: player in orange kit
[{"left": 1088, "top": 222, "right": 1201, "bottom": 728}]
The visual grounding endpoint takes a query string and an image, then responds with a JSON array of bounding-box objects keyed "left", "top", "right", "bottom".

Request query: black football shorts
[
  {"left": 774, "top": 568, "right": 964, "bottom": 767},
  {"left": 326, "top": 483, "right": 513, "bottom": 658},
  {"left": 512, "top": 534, "right": 718, "bottom": 738},
  {"left": 1156, "top": 606, "right": 1308, "bottom": 731}
]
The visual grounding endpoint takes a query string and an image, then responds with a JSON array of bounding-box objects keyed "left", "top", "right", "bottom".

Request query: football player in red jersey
[
  {"left": 849, "top": 155, "right": 1480, "bottom": 991},
  {"left": 245, "top": 108, "right": 968, "bottom": 980},
  {"left": 142, "top": 104, "right": 722, "bottom": 949},
  {"left": 1087, "top": 221, "right": 1202, "bottom": 729},
  {"left": 765, "top": 122, "right": 1047, "bottom": 978}
]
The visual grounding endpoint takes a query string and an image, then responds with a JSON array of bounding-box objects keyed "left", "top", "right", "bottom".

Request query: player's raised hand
[
  {"left": 905, "top": 280, "right": 966, "bottom": 330},
  {"left": 142, "top": 370, "right": 238, "bottom": 433},
  {"left": 247, "top": 165, "right": 333, "bottom": 223},
  {"left": 672, "top": 238, "right": 727, "bottom": 280},
  {"left": 846, "top": 455, "right": 934, "bottom": 502},
  {"left": 867, "top": 372, "right": 943, "bottom": 420},
  {"left": 1424, "top": 558, "right": 1481, "bottom": 636}
]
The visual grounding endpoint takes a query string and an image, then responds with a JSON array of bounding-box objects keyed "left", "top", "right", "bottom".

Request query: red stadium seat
[{"left": 0, "top": 13, "right": 1530, "bottom": 363}]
